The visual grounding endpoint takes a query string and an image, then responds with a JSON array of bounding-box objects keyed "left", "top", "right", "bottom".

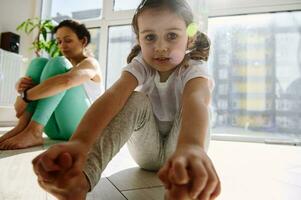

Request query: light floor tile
[
  {"left": 107, "top": 167, "right": 163, "bottom": 191},
  {"left": 122, "top": 186, "right": 165, "bottom": 200}
]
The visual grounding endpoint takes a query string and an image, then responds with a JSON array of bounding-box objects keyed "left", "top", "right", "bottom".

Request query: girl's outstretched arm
[
  {"left": 32, "top": 71, "right": 138, "bottom": 197},
  {"left": 70, "top": 71, "right": 138, "bottom": 149},
  {"left": 158, "top": 77, "right": 221, "bottom": 200}
]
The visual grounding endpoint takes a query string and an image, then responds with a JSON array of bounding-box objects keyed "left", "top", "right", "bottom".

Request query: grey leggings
[{"left": 83, "top": 92, "right": 210, "bottom": 189}]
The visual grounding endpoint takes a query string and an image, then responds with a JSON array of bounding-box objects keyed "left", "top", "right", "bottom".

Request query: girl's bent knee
[
  {"left": 127, "top": 92, "right": 151, "bottom": 107},
  {"left": 137, "top": 160, "right": 162, "bottom": 171}
]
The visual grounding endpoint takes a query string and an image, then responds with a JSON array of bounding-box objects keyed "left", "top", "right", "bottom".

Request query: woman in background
[{"left": 0, "top": 19, "right": 103, "bottom": 150}]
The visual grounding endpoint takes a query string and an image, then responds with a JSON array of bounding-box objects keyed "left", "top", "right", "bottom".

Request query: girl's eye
[
  {"left": 145, "top": 34, "right": 156, "bottom": 41},
  {"left": 57, "top": 40, "right": 62, "bottom": 45},
  {"left": 167, "top": 32, "right": 177, "bottom": 40}
]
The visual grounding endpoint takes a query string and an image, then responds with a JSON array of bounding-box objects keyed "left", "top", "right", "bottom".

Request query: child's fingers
[
  {"left": 35, "top": 159, "right": 60, "bottom": 182},
  {"left": 170, "top": 157, "right": 189, "bottom": 185},
  {"left": 37, "top": 145, "right": 67, "bottom": 172},
  {"left": 168, "top": 184, "right": 190, "bottom": 200},
  {"left": 40, "top": 154, "right": 61, "bottom": 172},
  {"left": 157, "top": 161, "right": 172, "bottom": 189},
  {"left": 57, "top": 152, "right": 73, "bottom": 170},
  {"left": 188, "top": 160, "right": 208, "bottom": 199},
  {"left": 32, "top": 153, "right": 43, "bottom": 168},
  {"left": 64, "top": 152, "right": 85, "bottom": 180},
  {"left": 194, "top": 162, "right": 219, "bottom": 200},
  {"left": 210, "top": 180, "right": 221, "bottom": 199},
  {"left": 34, "top": 159, "right": 57, "bottom": 182}
]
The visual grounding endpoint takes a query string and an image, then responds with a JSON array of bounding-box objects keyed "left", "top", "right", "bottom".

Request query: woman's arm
[
  {"left": 70, "top": 71, "right": 138, "bottom": 151},
  {"left": 26, "top": 58, "right": 100, "bottom": 101}
]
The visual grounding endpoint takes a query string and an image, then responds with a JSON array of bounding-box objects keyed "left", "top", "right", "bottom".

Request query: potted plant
[{"left": 16, "top": 17, "right": 61, "bottom": 58}]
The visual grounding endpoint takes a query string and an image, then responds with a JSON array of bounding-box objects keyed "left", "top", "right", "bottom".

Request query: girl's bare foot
[
  {"left": 0, "top": 112, "right": 32, "bottom": 144},
  {"left": 0, "top": 120, "right": 43, "bottom": 150}
]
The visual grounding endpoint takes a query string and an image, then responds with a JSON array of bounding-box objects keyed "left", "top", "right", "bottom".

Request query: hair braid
[{"left": 127, "top": 44, "right": 141, "bottom": 64}]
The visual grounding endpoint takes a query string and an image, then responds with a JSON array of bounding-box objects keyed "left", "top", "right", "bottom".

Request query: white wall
[
  {"left": 0, "top": 0, "right": 40, "bottom": 124},
  {"left": 0, "top": 0, "right": 40, "bottom": 60}
]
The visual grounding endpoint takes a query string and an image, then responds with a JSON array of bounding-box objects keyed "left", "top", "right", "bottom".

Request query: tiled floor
[{"left": 0, "top": 127, "right": 301, "bottom": 200}]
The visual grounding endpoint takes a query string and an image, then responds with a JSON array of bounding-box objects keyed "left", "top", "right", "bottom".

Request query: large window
[
  {"left": 208, "top": 11, "right": 301, "bottom": 142},
  {"left": 107, "top": 26, "right": 135, "bottom": 87},
  {"left": 42, "top": 0, "right": 301, "bottom": 143},
  {"left": 113, "top": 0, "right": 140, "bottom": 11},
  {"left": 49, "top": 0, "right": 102, "bottom": 22},
  {"left": 87, "top": 28, "right": 101, "bottom": 60}
]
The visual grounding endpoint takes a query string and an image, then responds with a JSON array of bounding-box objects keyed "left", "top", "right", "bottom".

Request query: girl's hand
[
  {"left": 158, "top": 144, "right": 221, "bottom": 200},
  {"left": 32, "top": 141, "right": 90, "bottom": 198},
  {"left": 14, "top": 96, "right": 27, "bottom": 118},
  {"left": 15, "top": 76, "right": 36, "bottom": 93}
]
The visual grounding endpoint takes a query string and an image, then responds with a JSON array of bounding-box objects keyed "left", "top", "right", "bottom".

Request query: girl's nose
[
  {"left": 155, "top": 47, "right": 168, "bottom": 53},
  {"left": 154, "top": 40, "right": 168, "bottom": 53}
]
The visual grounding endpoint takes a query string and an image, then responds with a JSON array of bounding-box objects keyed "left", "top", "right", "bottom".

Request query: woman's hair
[
  {"left": 54, "top": 19, "right": 91, "bottom": 47},
  {"left": 127, "top": 0, "right": 210, "bottom": 66}
]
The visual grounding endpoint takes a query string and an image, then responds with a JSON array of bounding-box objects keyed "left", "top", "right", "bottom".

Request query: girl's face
[
  {"left": 56, "top": 27, "right": 86, "bottom": 59},
  {"left": 137, "top": 8, "right": 189, "bottom": 74}
]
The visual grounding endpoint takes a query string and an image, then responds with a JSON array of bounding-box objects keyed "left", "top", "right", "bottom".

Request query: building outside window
[{"left": 208, "top": 12, "right": 301, "bottom": 142}]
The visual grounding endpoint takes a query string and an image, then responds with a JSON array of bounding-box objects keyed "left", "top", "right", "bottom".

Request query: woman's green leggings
[{"left": 25, "top": 57, "right": 91, "bottom": 140}]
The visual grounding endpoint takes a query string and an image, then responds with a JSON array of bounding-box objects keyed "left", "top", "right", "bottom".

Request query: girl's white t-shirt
[{"left": 123, "top": 55, "right": 214, "bottom": 135}]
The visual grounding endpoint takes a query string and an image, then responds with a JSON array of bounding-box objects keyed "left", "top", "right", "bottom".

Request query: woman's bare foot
[
  {"left": 0, "top": 112, "right": 32, "bottom": 144},
  {"left": 0, "top": 120, "right": 43, "bottom": 150}
]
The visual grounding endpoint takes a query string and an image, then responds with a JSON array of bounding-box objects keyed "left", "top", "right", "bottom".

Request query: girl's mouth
[{"left": 154, "top": 57, "right": 170, "bottom": 63}]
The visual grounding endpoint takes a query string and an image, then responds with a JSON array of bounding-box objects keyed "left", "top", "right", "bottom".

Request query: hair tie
[{"left": 186, "top": 22, "right": 198, "bottom": 37}]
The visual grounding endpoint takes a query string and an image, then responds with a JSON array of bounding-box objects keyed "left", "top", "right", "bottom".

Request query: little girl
[{"left": 32, "top": 0, "right": 221, "bottom": 199}]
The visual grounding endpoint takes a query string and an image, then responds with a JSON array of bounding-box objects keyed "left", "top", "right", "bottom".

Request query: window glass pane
[
  {"left": 208, "top": 11, "right": 301, "bottom": 141},
  {"left": 87, "top": 28, "right": 101, "bottom": 60},
  {"left": 50, "top": 0, "right": 102, "bottom": 22},
  {"left": 107, "top": 25, "right": 135, "bottom": 88},
  {"left": 113, "top": 0, "right": 140, "bottom": 11}
]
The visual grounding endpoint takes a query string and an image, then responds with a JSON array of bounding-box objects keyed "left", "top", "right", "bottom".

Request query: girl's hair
[
  {"left": 54, "top": 19, "right": 91, "bottom": 47},
  {"left": 127, "top": 0, "right": 210, "bottom": 66}
]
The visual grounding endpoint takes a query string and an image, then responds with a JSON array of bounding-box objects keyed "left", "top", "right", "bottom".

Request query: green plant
[{"left": 16, "top": 17, "right": 61, "bottom": 57}]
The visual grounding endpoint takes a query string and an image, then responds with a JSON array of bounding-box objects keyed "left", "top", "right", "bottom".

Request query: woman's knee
[
  {"left": 26, "top": 57, "right": 49, "bottom": 83},
  {"left": 40, "top": 56, "right": 72, "bottom": 81}
]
